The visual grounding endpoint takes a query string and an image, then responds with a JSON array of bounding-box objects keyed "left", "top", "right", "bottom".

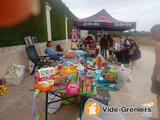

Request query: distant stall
[{"left": 74, "top": 9, "right": 136, "bottom": 31}]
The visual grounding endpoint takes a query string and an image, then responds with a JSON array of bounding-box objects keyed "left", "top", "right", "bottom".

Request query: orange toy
[
  {"left": 60, "top": 67, "right": 77, "bottom": 75},
  {"left": 95, "top": 57, "right": 104, "bottom": 68},
  {"left": 64, "top": 52, "right": 78, "bottom": 58},
  {"left": 52, "top": 74, "right": 66, "bottom": 85},
  {"left": 34, "top": 83, "right": 52, "bottom": 92},
  {"left": 95, "top": 57, "right": 102, "bottom": 66}
]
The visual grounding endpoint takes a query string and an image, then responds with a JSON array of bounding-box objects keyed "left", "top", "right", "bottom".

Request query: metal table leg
[
  {"left": 45, "top": 92, "right": 48, "bottom": 120},
  {"left": 79, "top": 95, "right": 85, "bottom": 118}
]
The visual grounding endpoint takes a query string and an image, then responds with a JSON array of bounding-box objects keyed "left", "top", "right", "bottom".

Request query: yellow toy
[{"left": 0, "top": 85, "right": 8, "bottom": 96}]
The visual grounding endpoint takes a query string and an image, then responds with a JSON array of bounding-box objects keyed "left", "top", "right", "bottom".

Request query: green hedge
[
  {"left": 0, "top": 0, "right": 47, "bottom": 47},
  {"left": 48, "top": 0, "right": 75, "bottom": 40},
  {"left": 0, "top": 0, "right": 75, "bottom": 47}
]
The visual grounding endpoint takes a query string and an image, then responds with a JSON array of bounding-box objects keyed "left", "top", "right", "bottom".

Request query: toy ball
[{"left": 0, "top": 0, "right": 33, "bottom": 27}]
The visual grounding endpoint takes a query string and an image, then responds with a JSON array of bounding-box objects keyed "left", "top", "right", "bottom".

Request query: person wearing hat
[{"left": 150, "top": 24, "right": 160, "bottom": 119}]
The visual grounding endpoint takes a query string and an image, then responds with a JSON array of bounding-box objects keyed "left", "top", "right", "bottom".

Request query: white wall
[{"left": 0, "top": 40, "right": 71, "bottom": 77}]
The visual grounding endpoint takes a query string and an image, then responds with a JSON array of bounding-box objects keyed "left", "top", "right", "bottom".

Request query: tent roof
[
  {"left": 80, "top": 9, "right": 123, "bottom": 23},
  {"left": 74, "top": 9, "right": 136, "bottom": 31}
]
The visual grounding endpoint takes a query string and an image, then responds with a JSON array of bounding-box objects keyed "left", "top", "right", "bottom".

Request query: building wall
[{"left": 0, "top": 40, "right": 71, "bottom": 77}]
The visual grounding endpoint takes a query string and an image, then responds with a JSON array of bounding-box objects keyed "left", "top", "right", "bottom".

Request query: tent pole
[{"left": 134, "top": 28, "right": 136, "bottom": 40}]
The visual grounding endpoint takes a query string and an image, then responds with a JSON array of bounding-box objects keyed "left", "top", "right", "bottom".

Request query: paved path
[
  {"left": 0, "top": 45, "right": 158, "bottom": 120},
  {"left": 110, "top": 46, "right": 158, "bottom": 120}
]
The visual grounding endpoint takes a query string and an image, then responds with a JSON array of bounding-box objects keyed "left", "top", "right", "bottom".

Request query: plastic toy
[
  {"left": 32, "top": 89, "right": 42, "bottom": 120},
  {"left": 85, "top": 57, "right": 94, "bottom": 62},
  {"left": 79, "top": 70, "right": 86, "bottom": 76},
  {"left": 0, "top": 85, "right": 8, "bottom": 96},
  {"left": 66, "top": 72, "right": 80, "bottom": 95},
  {"left": 74, "top": 63, "right": 85, "bottom": 71},
  {"left": 95, "top": 54, "right": 105, "bottom": 68},
  {"left": 57, "top": 64, "right": 63, "bottom": 70},
  {"left": 81, "top": 78, "right": 93, "bottom": 93},
  {"left": 95, "top": 57, "right": 103, "bottom": 68},
  {"left": 69, "top": 74, "right": 78, "bottom": 83},
  {"left": 60, "top": 67, "right": 77, "bottom": 75},
  {"left": 108, "top": 68, "right": 118, "bottom": 77},
  {"left": 34, "top": 81, "right": 53, "bottom": 92},
  {"left": 35, "top": 67, "right": 57, "bottom": 82},
  {"left": 37, "top": 67, "right": 57, "bottom": 78},
  {"left": 105, "top": 72, "right": 117, "bottom": 81},
  {"left": 64, "top": 52, "right": 78, "bottom": 58},
  {"left": 86, "top": 69, "right": 95, "bottom": 78},
  {"left": 66, "top": 84, "right": 80, "bottom": 94},
  {"left": 52, "top": 73, "right": 66, "bottom": 85}
]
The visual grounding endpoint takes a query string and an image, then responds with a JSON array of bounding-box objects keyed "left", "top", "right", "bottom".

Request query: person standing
[
  {"left": 120, "top": 36, "right": 130, "bottom": 66},
  {"left": 107, "top": 34, "right": 114, "bottom": 60},
  {"left": 129, "top": 39, "right": 141, "bottom": 69},
  {"left": 100, "top": 34, "right": 108, "bottom": 59},
  {"left": 150, "top": 24, "right": 160, "bottom": 119}
]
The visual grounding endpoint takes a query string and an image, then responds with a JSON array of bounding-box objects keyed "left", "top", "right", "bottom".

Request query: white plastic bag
[
  {"left": 48, "top": 93, "right": 62, "bottom": 113},
  {"left": 118, "top": 65, "right": 131, "bottom": 82},
  {"left": 4, "top": 64, "right": 25, "bottom": 85}
]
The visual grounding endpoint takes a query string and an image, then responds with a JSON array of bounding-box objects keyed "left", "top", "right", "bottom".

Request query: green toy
[
  {"left": 69, "top": 74, "right": 78, "bottom": 83},
  {"left": 108, "top": 68, "right": 118, "bottom": 78}
]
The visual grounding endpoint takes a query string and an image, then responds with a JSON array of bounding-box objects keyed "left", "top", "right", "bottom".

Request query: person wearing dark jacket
[
  {"left": 100, "top": 34, "right": 108, "bottom": 59},
  {"left": 107, "top": 34, "right": 114, "bottom": 59},
  {"left": 129, "top": 39, "right": 141, "bottom": 69}
]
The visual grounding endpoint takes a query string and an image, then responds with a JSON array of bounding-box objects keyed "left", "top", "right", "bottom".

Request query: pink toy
[{"left": 66, "top": 84, "right": 80, "bottom": 95}]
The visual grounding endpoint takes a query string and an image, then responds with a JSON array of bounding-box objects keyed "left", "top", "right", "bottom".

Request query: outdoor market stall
[
  {"left": 31, "top": 9, "right": 136, "bottom": 120},
  {"left": 73, "top": 9, "right": 136, "bottom": 31},
  {"left": 31, "top": 50, "right": 131, "bottom": 120},
  {"left": 74, "top": 9, "right": 137, "bottom": 65}
]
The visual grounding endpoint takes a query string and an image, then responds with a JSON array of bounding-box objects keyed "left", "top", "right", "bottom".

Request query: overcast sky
[{"left": 61, "top": 0, "right": 160, "bottom": 31}]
